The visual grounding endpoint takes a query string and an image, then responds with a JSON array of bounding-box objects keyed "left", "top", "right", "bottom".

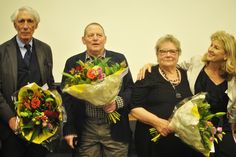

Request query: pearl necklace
[
  {"left": 159, "top": 68, "right": 180, "bottom": 86},
  {"left": 159, "top": 67, "right": 182, "bottom": 98}
]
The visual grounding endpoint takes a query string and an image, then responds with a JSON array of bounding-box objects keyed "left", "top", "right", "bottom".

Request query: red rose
[
  {"left": 44, "top": 110, "right": 59, "bottom": 119},
  {"left": 87, "top": 69, "right": 96, "bottom": 79},
  {"left": 31, "top": 97, "right": 41, "bottom": 109}
]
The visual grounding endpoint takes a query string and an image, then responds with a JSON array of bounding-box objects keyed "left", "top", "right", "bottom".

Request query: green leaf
[
  {"left": 62, "top": 72, "right": 75, "bottom": 79},
  {"left": 46, "top": 97, "right": 54, "bottom": 102},
  {"left": 204, "top": 114, "right": 215, "bottom": 120},
  {"left": 214, "top": 112, "right": 226, "bottom": 117},
  {"left": 21, "top": 123, "right": 34, "bottom": 129},
  {"left": 105, "top": 67, "right": 111, "bottom": 75},
  {"left": 30, "top": 127, "right": 41, "bottom": 142},
  {"left": 20, "top": 112, "right": 29, "bottom": 117},
  {"left": 76, "top": 60, "right": 85, "bottom": 66}
]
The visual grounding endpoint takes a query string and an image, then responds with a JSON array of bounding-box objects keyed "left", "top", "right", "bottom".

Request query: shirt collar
[
  {"left": 85, "top": 50, "right": 106, "bottom": 61},
  {"left": 16, "top": 36, "right": 33, "bottom": 49}
]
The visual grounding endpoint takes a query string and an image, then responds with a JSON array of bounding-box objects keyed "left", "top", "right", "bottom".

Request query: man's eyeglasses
[{"left": 158, "top": 49, "right": 179, "bottom": 55}]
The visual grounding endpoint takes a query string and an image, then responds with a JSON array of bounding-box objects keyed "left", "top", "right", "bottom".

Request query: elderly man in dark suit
[
  {"left": 61, "top": 22, "right": 134, "bottom": 157},
  {"left": 0, "top": 6, "right": 54, "bottom": 157}
]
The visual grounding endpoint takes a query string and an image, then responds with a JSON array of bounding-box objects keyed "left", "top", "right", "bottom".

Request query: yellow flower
[{"left": 191, "top": 105, "right": 200, "bottom": 119}]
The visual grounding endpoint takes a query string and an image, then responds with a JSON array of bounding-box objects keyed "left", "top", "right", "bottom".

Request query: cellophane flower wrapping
[
  {"left": 63, "top": 67, "right": 128, "bottom": 106},
  {"left": 15, "top": 83, "right": 63, "bottom": 150},
  {"left": 62, "top": 58, "right": 128, "bottom": 123},
  {"left": 150, "top": 93, "right": 225, "bottom": 157}
]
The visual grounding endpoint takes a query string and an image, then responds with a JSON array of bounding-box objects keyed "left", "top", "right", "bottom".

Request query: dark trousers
[
  {"left": 0, "top": 132, "right": 48, "bottom": 157},
  {"left": 214, "top": 132, "right": 236, "bottom": 157}
]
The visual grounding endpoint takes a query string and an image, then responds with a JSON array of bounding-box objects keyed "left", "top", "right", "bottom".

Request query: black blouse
[
  {"left": 131, "top": 65, "right": 192, "bottom": 120},
  {"left": 194, "top": 68, "right": 229, "bottom": 130}
]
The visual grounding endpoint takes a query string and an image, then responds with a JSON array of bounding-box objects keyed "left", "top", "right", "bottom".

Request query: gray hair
[
  {"left": 84, "top": 22, "right": 105, "bottom": 36},
  {"left": 11, "top": 6, "right": 40, "bottom": 24},
  {"left": 155, "top": 34, "right": 182, "bottom": 55}
]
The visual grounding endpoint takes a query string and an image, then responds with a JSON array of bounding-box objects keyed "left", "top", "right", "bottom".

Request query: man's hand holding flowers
[
  {"left": 64, "top": 134, "right": 78, "bottom": 149},
  {"left": 8, "top": 116, "right": 19, "bottom": 133},
  {"left": 103, "top": 100, "right": 122, "bottom": 123},
  {"left": 14, "top": 83, "right": 63, "bottom": 151},
  {"left": 63, "top": 57, "right": 128, "bottom": 123},
  {"left": 103, "top": 101, "right": 116, "bottom": 113}
]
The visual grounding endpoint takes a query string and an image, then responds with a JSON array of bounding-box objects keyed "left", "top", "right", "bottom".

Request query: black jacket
[
  {"left": 61, "top": 50, "right": 133, "bottom": 143},
  {"left": 0, "top": 36, "right": 54, "bottom": 139}
]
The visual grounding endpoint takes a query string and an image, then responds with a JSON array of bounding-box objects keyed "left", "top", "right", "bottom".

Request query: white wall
[{"left": 1, "top": 0, "right": 236, "bottom": 82}]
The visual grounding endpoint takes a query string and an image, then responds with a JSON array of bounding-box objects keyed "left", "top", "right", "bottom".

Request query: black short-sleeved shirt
[
  {"left": 131, "top": 65, "right": 201, "bottom": 157},
  {"left": 131, "top": 65, "right": 192, "bottom": 119}
]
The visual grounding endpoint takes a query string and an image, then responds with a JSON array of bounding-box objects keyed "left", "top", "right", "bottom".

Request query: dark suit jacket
[
  {"left": 0, "top": 36, "right": 54, "bottom": 139},
  {"left": 61, "top": 50, "right": 134, "bottom": 143}
]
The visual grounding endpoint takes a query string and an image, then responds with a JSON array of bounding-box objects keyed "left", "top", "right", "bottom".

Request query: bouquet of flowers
[
  {"left": 62, "top": 57, "right": 128, "bottom": 123},
  {"left": 149, "top": 93, "right": 225, "bottom": 157},
  {"left": 14, "top": 83, "right": 63, "bottom": 149}
]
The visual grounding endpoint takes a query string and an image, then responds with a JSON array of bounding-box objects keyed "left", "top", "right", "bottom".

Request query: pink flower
[
  {"left": 96, "top": 67, "right": 103, "bottom": 74},
  {"left": 23, "top": 100, "right": 31, "bottom": 109},
  {"left": 42, "top": 121, "right": 47, "bottom": 127},
  {"left": 211, "top": 127, "right": 217, "bottom": 134},
  {"left": 47, "top": 123, "right": 53, "bottom": 129},
  {"left": 97, "top": 73, "right": 106, "bottom": 81},
  {"left": 217, "top": 127, "right": 222, "bottom": 133}
]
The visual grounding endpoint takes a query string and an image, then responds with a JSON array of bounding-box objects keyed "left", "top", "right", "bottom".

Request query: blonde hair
[
  {"left": 202, "top": 31, "right": 236, "bottom": 80},
  {"left": 155, "top": 34, "right": 182, "bottom": 55}
]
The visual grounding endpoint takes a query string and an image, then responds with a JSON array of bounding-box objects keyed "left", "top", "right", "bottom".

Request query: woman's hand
[
  {"left": 154, "top": 118, "right": 172, "bottom": 136},
  {"left": 137, "top": 63, "right": 154, "bottom": 80}
]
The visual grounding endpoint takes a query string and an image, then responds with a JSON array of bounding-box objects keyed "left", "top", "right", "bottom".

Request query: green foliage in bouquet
[
  {"left": 193, "top": 99, "right": 226, "bottom": 150},
  {"left": 149, "top": 94, "right": 226, "bottom": 156},
  {"left": 15, "top": 83, "right": 62, "bottom": 144},
  {"left": 62, "top": 57, "right": 128, "bottom": 124},
  {"left": 63, "top": 57, "right": 126, "bottom": 86}
]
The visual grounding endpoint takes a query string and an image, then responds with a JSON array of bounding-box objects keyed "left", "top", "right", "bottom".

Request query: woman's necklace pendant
[{"left": 175, "top": 92, "right": 182, "bottom": 99}]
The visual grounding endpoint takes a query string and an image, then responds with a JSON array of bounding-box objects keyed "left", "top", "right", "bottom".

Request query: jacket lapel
[
  {"left": 7, "top": 38, "right": 18, "bottom": 90},
  {"left": 34, "top": 39, "right": 46, "bottom": 83}
]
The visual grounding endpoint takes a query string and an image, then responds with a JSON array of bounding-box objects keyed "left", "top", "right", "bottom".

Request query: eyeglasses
[{"left": 158, "top": 49, "right": 179, "bottom": 55}]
